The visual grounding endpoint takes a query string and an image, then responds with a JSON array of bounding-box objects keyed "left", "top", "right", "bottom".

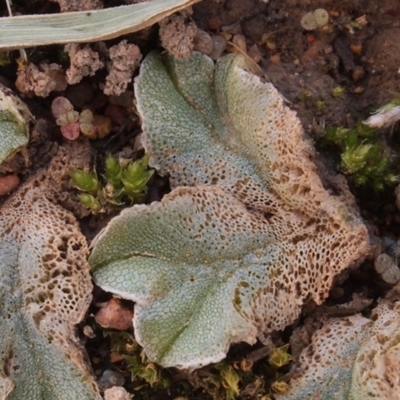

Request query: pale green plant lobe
[
  {"left": 0, "top": 184, "right": 100, "bottom": 399},
  {"left": 90, "top": 51, "right": 369, "bottom": 369},
  {"left": 0, "top": 83, "right": 30, "bottom": 165}
]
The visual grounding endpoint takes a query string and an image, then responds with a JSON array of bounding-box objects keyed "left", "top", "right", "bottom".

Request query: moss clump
[
  {"left": 101, "top": 329, "right": 292, "bottom": 400},
  {"left": 70, "top": 154, "right": 154, "bottom": 213},
  {"left": 321, "top": 122, "right": 399, "bottom": 190}
]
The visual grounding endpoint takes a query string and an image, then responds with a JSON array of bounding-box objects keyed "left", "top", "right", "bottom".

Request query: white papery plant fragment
[{"left": 363, "top": 100, "right": 400, "bottom": 129}]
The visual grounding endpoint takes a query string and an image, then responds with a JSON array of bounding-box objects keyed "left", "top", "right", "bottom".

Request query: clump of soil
[{"left": 104, "top": 40, "right": 142, "bottom": 96}]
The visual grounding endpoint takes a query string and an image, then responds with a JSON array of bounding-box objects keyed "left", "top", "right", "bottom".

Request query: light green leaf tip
[
  {"left": 276, "top": 300, "right": 400, "bottom": 400},
  {"left": 0, "top": 184, "right": 100, "bottom": 399},
  {"left": 90, "top": 52, "right": 369, "bottom": 369},
  {"left": 0, "top": 83, "right": 30, "bottom": 165}
]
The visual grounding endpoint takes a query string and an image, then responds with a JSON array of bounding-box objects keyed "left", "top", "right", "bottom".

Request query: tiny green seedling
[
  {"left": 321, "top": 122, "right": 399, "bottom": 190},
  {"left": 268, "top": 344, "right": 293, "bottom": 368},
  {"left": 70, "top": 154, "right": 154, "bottom": 213}
]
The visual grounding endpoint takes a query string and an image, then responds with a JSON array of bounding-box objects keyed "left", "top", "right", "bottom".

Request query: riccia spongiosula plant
[
  {"left": 0, "top": 182, "right": 100, "bottom": 399},
  {"left": 276, "top": 300, "right": 400, "bottom": 400},
  {"left": 0, "top": 82, "right": 31, "bottom": 165},
  {"left": 89, "top": 52, "right": 369, "bottom": 369}
]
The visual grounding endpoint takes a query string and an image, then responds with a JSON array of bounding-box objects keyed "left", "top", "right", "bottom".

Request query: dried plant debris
[
  {"left": 277, "top": 300, "right": 400, "bottom": 400},
  {"left": 0, "top": 83, "right": 31, "bottom": 165},
  {"left": 37, "top": 140, "right": 93, "bottom": 218},
  {"left": 0, "top": 182, "right": 100, "bottom": 399},
  {"left": 104, "top": 40, "right": 142, "bottom": 96},
  {"left": 90, "top": 52, "right": 369, "bottom": 369},
  {"left": 0, "top": 0, "right": 201, "bottom": 51}
]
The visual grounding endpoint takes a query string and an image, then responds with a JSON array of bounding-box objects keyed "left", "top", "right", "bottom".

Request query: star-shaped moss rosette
[
  {"left": 0, "top": 183, "right": 100, "bottom": 399},
  {"left": 276, "top": 300, "right": 400, "bottom": 400},
  {"left": 89, "top": 52, "right": 369, "bottom": 369}
]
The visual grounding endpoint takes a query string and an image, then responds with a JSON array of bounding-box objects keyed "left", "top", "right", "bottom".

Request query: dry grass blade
[{"left": 0, "top": 0, "right": 201, "bottom": 50}]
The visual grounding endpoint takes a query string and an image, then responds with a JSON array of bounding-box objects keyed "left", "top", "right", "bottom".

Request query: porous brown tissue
[
  {"left": 103, "top": 40, "right": 142, "bottom": 96},
  {"left": 289, "top": 293, "right": 372, "bottom": 358},
  {"left": 65, "top": 43, "right": 104, "bottom": 85},
  {"left": 35, "top": 140, "right": 93, "bottom": 218},
  {"left": 0, "top": 177, "right": 99, "bottom": 398},
  {"left": 0, "top": 183, "right": 93, "bottom": 348},
  {"left": 15, "top": 62, "right": 67, "bottom": 97},
  {"left": 277, "top": 300, "right": 400, "bottom": 400},
  {"left": 50, "top": 0, "right": 103, "bottom": 12},
  {"left": 136, "top": 52, "right": 371, "bottom": 339},
  {"left": 159, "top": 12, "right": 198, "bottom": 59}
]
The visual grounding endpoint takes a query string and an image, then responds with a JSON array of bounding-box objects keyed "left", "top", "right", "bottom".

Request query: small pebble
[
  {"left": 301, "top": 12, "right": 318, "bottom": 31},
  {"left": 248, "top": 45, "right": 262, "bottom": 63},
  {"left": 232, "top": 34, "right": 247, "bottom": 53},
  {"left": 98, "top": 369, "right": 125, "bottom": 390},
  {"left": 270, "top": 54, "right": 281, "bottom": 64},
  {"left": 0, "top": 174, "right": 20, "bottom": 196},
  {"left": 104, "top": 386, "right": 132, "bottom": 400},
  {"left": 208, "top": 35, "right": 227, "bottom": 60},
  {"left": 306, "top": 34, "right": 316, "bottom": 43},
  {"left": 330, "top": 287, "right": 345, "bottom": 299},
  {"left": 265, "top": 41, "right": 276, "bottom": 50},
  {"left": 314, "top": 9, "right": 329, "bottom": 27},
  {"left": 349, "top": 43, "right": 363, "bottom": 56},
  {"left": 91, "top": 356, "right": 102, "bottom": 365},
  {"left": 91, "top": 115, "right": 112, "bottom": 140},
  {"left": 352, "top": 66, "right": 365, "bottom": 81},
  {"left": 193, "top": 29, "right": 214, "bottom": 55},
  {"left": 95, "top": 297, "right": 133, "bottom": 330},
  {"left": 374, "top": 253, "right": 400, "bottom": 284}
]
